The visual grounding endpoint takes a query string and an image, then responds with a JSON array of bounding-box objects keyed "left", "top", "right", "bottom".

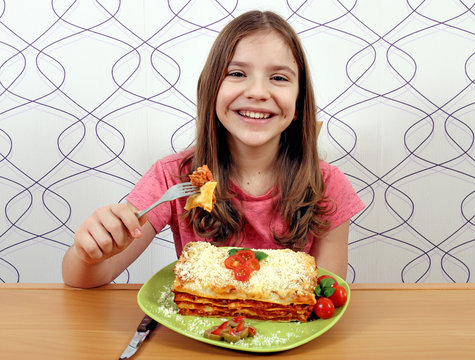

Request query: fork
[{"left": 136, "top": 182, "right": 200, "bottom": 218}]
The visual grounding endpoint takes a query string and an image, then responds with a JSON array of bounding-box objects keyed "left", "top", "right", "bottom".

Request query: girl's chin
[{"left": 228, "top": 133, "right": 281, "bottom": 150}]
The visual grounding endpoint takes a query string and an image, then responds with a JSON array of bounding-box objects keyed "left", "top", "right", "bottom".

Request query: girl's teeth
[{"left": 239, "top": 111, "right": 271, "bottom": 119}]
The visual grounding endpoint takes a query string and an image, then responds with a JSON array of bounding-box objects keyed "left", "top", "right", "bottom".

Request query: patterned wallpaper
[{"left": 0, "top": 0, "right": 473, "bottom": 284}]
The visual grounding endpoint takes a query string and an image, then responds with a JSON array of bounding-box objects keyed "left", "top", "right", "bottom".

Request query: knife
[{"left": 119, "top": 314, "right": 159, "bottom": 359}]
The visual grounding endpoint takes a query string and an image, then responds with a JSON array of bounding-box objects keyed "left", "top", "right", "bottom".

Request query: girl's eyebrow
[{"left": 228, "top": 61, "right": 297, "bottom": 77}]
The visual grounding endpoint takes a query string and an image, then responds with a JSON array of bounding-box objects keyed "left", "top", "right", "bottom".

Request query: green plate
[{"left": 137, "top": 261, "right": 350, "bottom": 353}]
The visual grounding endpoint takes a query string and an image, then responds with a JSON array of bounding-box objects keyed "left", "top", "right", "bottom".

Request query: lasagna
[
  {"left": 184, "top": 165, "right": 217, "bottom": 212},
  {"left": 172, "top": 242, "right": 319, "bottom": 322}
]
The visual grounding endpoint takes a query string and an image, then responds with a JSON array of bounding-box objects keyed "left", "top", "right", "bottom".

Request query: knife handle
[{"left": 137, "top": 315, "right": 158, "bottom": 332}]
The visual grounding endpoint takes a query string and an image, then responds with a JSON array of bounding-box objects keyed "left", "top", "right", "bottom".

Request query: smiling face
[{"left": 215, "top": 30, "right": 299, "bottom": 154}]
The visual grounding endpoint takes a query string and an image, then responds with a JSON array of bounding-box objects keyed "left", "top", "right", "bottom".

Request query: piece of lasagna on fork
[{"left": 184, "top": 165, "right": 217, "bottom": 213}]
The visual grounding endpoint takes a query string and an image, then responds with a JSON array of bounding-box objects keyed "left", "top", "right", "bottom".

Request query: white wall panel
[{"left": 0, "top": 0, "right": 473, "bottom": 283}]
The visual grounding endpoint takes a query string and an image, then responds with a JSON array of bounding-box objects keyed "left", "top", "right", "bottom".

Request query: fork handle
[{"left": 136, "top": 199, "right": 164, "bottom": 219}]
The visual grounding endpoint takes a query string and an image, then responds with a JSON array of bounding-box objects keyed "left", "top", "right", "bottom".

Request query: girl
[{"left": 62, "top": 10, "right": 364, "bottom": 288}]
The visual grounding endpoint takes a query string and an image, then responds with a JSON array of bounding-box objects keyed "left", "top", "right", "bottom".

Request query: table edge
[
  {"left": 0, "top": 282, "right": 473, "bottom": 290},
  {"left": 350, "top": 283, "right": 475, "bottom": 290},
  {"left": 0, "top": 283, "right": 143, "bottom": 290}
]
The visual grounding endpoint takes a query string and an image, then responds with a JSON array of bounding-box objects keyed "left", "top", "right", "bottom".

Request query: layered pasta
[{"left": 172, "top": 242, "right": 319, "bottom": 322}]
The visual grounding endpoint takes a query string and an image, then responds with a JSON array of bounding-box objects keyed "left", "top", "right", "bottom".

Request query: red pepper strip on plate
[
  {"left": 236, "top": 320, "right": 244, "bottom": 333},
  {"left": 232, "top": 315, "right": 245, "bottom": 322},
  {"left": 211, "top": 321, "right": 228, "bottom": 335}
]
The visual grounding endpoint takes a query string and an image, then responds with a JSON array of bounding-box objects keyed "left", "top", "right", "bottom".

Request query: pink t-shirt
[{"left": 127, "top": 150, "right": 365, "bottom": 257}]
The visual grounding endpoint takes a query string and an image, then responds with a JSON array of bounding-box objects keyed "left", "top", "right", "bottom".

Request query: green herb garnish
[{"left": 315, "top": 277, "right": 336, "bottom": 298}]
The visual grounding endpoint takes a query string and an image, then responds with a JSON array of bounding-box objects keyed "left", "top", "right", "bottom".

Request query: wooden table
[{"left": 1, "top": 283, "right": 474, "bottom": 359}]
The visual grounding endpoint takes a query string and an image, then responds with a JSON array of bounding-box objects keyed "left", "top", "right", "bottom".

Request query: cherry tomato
[
  {"left": 246, "top": 258, "right": 260, "bottom": 271},
  {"left": 234, "top": 266, "right": 252, "bottom": 281},
  {"left": 224, "top": 254, "right": 247, "bottom": 270},
  {"left": 225, "top": 250, "right": 258, "bottom": 270},
  {"left": 329, "top": 285, "right": 347, "bottom": 307},
  {"left": 314, "top": 297, "right": 335, "bottom": 319},
  {"left": 234, "top": 250, "right": 255, "bottom": 261},
  {"left": 224, "top": 251, "right": 257, "bottom": 270},
  {"left": 317, "top": 275, "right": 338, "bottom": 288}
]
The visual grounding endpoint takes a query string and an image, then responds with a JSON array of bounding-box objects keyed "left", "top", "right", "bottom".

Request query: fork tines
[{"left": 183, "top": 185, "right": 200, "bottom": 194}]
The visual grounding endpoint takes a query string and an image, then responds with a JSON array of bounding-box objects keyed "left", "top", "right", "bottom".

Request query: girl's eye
[
  {"left": 228, "top": 71, "right": 244, "bottom": 77},
  {"left": 272, "top": 75, "right": 288, "bottom": 81}
]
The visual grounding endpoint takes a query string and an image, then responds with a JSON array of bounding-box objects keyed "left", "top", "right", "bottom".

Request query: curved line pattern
[{"left": 0, "top": 0, "right": 473, "bottom": 283}]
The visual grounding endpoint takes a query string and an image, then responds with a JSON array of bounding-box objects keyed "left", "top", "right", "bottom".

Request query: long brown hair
[{"left": 181, "top": 10, "right": 333, "bottom": 250}]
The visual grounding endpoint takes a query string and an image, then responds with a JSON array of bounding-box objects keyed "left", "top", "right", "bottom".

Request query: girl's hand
[{"left": 72, "top": 203, "right": 146, "bottom": 265}]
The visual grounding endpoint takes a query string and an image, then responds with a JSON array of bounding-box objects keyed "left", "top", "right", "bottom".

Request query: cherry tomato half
[
  {"left": 317, "top": 275, "right": 338, "bottom": 288},
  {"left": 224, "top": 254, "right": 247, "bottom": 270},
  {"left": 225, "top": 250, "right": 257, "bottom": 270},
  {"left": 234, "top": 250, "right": 255, "bottom": 261},
  {"left": 314, "top": 297, "right": 335, "bottom": 319},
  {"left": 246, "top": 258, "right": 260, "bottom": 271},
  {"left": 234, "top": 266, "right": 252, "bottom": 281},
  {"left": 329, "top": 285, "right": 347, "bottom": 307}
]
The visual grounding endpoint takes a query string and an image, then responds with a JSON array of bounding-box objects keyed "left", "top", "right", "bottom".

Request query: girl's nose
[{"left": 244, "top": 77, "right": 270, "bottom": 100}]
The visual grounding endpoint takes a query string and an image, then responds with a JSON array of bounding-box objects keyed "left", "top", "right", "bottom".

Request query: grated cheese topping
[{"left": 173, "top": 242, "right": 318, "bottom": 304}]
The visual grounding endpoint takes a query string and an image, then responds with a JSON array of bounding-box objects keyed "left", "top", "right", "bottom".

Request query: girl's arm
[
  {"left": 309, "top": 220, "right": 350, "bottom": 280},
  {"left": 62, "top": 202, "right": 157, "bottom": 288}
]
